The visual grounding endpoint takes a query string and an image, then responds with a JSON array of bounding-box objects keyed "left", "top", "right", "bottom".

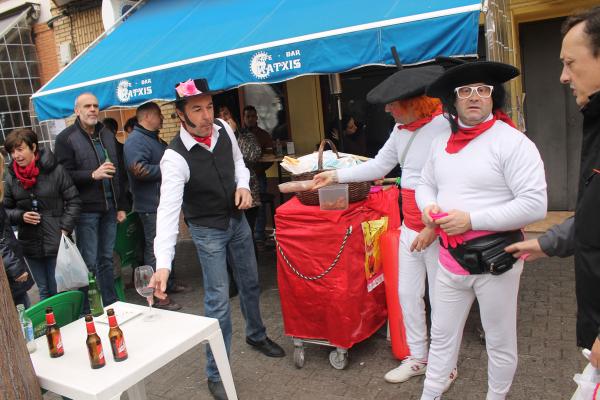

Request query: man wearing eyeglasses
[{"left": 416, "top": 61, "right": 547, "bottom": 400}]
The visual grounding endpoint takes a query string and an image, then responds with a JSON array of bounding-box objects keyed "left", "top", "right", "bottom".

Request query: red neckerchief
[
  {"left": 445, "top": 110, "right": 517, "bottom": 154},
  {"left": 13, "top": 153, "right": 40, "bottom": 190},
  {"left": 397, "top": 104, "right": 443, "bottom": 132},
  {"left": 192, "top": 134, "right": 211, "bottom": 147}
]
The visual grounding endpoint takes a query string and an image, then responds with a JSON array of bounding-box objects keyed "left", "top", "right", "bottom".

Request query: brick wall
[
  {"left": 32, "top": 24, "right": 59, "bottom": 85},
  {"left": 47, "top": 3, "right": 182, "bottom": 143},
  {"left": 51, "top": 5, "right": 104, "bottom": 65},
  {"left": 158, "top": 102, "right": 180, "bottom": 143}
]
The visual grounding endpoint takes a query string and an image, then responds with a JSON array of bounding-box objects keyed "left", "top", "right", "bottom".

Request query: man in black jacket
[
  {"left": 54, "top": 92, "right": 127, "bottom": 306},
  {"left": 123, "top": 101, "right": 182, "bottom": 310},
  {"left": 507, "top": 6, "right": 600, "bottom": 368}
]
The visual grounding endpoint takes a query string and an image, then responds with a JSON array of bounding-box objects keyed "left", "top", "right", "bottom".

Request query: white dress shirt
[{"left": 154, "top": 118, "right": 250, "bottom": 270}]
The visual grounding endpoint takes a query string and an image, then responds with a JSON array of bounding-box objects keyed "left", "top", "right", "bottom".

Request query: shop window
[{"left": 0, "top": 8, "right": 45, "bottom": 148}]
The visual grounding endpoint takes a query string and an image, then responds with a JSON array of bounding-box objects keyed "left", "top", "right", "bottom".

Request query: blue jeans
[
  {"left": 188, "top": 214, "right": 266, "bottom": 381},
  {"left": 138, "top": 212, "right": 175, "bottom": 290},
  {"left": 76, "top": 208, "right": 117, "bottom": 306},
  {"left": 26, "top": 256, "right": 57, "bottom": 300},
  {"left": 254, "top": 175, "right": 268, "bottom": 241}
]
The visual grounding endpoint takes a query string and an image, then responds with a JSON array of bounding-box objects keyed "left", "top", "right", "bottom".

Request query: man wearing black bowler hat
[
  {"left": 150, "top": 78, "right": 284, "bottom": 400},
  {"left": 417, "top": 61, "right": 547, "bottom": 399}
]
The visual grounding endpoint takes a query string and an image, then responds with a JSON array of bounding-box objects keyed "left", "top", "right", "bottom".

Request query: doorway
[{"left": 520, "top": 17, "right": 582, "bottom": 210}]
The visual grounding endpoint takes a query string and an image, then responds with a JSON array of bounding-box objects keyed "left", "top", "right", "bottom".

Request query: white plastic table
[{"left": 30, "top": 301, "right": 238, "bottom": 400}]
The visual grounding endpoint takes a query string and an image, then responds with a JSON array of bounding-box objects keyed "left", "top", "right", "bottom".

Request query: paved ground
[{"left": 45, "top": 235, "right": 585, "bottom": 400}]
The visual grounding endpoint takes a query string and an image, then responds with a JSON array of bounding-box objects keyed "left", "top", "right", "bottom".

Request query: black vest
[{"left": 168, "top": 121, "right": 241, "bottom": 229}]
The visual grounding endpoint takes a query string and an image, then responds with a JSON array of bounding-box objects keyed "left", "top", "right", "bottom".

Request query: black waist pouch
[{"left": 445, "top": 230, "right": 524, "bottom": 275}]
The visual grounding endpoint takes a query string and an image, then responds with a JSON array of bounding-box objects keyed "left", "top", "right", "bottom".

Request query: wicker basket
[{"left": 292, "top": 139, "right": 371, "bottom": 206}]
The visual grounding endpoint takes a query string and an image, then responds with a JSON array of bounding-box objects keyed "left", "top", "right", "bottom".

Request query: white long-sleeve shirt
[
  {"left": 416, "top": 118, "right": 547, "bottom": 231},
  {"left": 336, "top": 114, "right": 449, "bottom": 190},
  {"left": 154, "top": 119, "right": 250, "bottom": 270}
]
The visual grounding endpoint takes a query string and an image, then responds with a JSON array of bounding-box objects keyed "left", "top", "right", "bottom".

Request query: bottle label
[
  {"left": 97, "top": 344, "right": 105, "bottom": 364},
  {"left": 46, "top": 313, "right": 56, "bottom": 325},
  {"left": 23, "top": 323, "right": 34, "bottom": 342},
  {"left": 54, "top": 334, "right": 63, "bottom": 353},
  {"left": 113, "top": 336, "right": 128, "bottom": 358},
  {"left": 86, "top": 321, "right": 96, "bottom": 335}
]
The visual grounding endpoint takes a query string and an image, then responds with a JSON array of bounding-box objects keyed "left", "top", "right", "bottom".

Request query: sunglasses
[{"left": 454, "top": 85, "right": 494, "bottom": 99}]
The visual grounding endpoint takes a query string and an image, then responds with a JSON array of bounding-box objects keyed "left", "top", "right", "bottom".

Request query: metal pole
[{"left": 328, "top": 74, "right": 344, "bottom": 152}]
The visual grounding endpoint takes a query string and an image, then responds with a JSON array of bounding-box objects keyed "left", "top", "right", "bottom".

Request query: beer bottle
[
  {"left": 107, "top": 308, "right": 128, "bottom": 361},
  {"left": 45, "top": 306, "right": 64, "bottom": 358},
  {"left": 88, "top": 272, "right": 104, "bottom": 317},
  {"left": 84, "top": 315, "right": 106, "bottom": 369},
  {"left": 30, "top": 193, "right": 39, "bottom": 212},
  {"left": 103, "top": 148, "right": 114, "bottom": 176}
]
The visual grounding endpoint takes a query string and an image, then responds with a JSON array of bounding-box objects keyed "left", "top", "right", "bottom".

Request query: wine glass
[{"left": 134, "top": 265, "right": 157, "bottom": 321}]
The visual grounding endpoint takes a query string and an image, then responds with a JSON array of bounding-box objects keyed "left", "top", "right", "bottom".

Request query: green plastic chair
[
  {"left": 25, "top": 290, "right": 84, "bottom": 338},
  {"left": 114, "top": 212, "right": 144, "bottom": 301}
]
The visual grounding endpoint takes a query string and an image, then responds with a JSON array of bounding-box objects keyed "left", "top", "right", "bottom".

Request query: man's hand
[
  {"left": 312, "top": 170, "right": 338, "bottom": 190},
  {"left": 591, "top": 337, "right": 600, "bottom": 368},
  {"left": 435, "top": 209, "right": 472, "bottom": 236},
  {"left": 235, "top": 188, "right": 252, "bottom": 210},
  {"left": 504, "top": 238, "right": 547, "bottom": 261},
  {"left": 93, "top": 162, "right": 116, "bottom": 179},
  {"left": 410, "top": 226, "right": 438, "bottom": 252},
  {"left": 23, "top": 211, "right": 41, "bottom": 225},
  {"left": 129, "top": 162, "right": 149, "bottom": 178},
  {"left": 149, "top": 268, "right": 171, "bottom": 300},
  {"left": 61, "top": 229, "right": 70, "bottom": 237},
  {"left": 15, "top": 272, "right": 28, "bottom": 283},
  {"left": 422, "top": 204, "right": 441, "bottom": 227},
  {"left": 117, "top": 211, "right": 127, "bottom": 223},
  {"left": 225, "top": 117, "right": 238, "bottom": 132}
]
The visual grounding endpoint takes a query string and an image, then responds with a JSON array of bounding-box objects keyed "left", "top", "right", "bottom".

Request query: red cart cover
[{"left": 275, "top": 187, "right": 400, "bottom": 349}]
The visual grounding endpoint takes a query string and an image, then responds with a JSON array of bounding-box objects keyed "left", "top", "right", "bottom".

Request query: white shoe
[
  {"left": 443, "top": 367, "right": 458, "bottom": 392},
  {"left": 384, "top": 357, "right": 427, "bottom": 383}
]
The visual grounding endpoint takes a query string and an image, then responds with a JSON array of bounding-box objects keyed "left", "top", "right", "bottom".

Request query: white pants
[
  {"left": 421, "top": 261, "right": 523, "bottom": 400},
  {"left": 398, "top": 223, "right": 440, "bottom": 360}
]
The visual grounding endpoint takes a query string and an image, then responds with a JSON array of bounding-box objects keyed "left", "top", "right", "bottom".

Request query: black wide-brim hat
[
  {"left": 426, "top": 61, "right": 520, "bottom": 98},
  {"left": 366, "top": 65, "right": 445, "bottom": 104},
  {"left": 173, "top": 78, "right": 221, "bottom": 103}
]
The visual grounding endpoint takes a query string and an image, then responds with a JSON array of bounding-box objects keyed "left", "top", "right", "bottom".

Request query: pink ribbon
[{"left": 176, "top": 79, "right": 201, "bottom": 98}]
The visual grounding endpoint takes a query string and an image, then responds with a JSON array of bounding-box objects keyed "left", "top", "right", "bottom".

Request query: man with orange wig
[{"left": 313, "top": 65, "right": 456, "bottom": 387}]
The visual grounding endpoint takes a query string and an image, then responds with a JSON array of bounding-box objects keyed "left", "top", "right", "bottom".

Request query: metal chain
[{"left": 273, "top": 226, "right": 353, "bottom": 281}]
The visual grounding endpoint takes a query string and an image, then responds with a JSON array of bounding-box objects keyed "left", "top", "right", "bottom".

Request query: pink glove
[{"left": 429, "top": 211, "right": 464, "bottom": 249}]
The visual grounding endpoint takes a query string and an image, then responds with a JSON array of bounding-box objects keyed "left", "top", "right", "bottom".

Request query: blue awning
[{"left": 32, "top": 0, "right": 481, "bottom": 121}]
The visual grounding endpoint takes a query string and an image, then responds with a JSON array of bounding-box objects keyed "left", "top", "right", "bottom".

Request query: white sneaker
[
  {"left": 384, "top": 357, "right": 427, "bottom": 383},
  {"left": 443, "top": 367, "right": 458, "bottom": 392}
]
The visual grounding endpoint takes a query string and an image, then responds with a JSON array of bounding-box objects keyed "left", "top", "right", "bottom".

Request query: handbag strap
[{"left": 399, "top": 131, "right": 417, "bottom": 168}]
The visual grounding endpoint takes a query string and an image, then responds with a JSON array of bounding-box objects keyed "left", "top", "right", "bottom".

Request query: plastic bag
[
  {"left": 573, "top": 349, "right": 600, "bottom": 400},
  {"left": 362, "top": 216, "right": 388, "bottom": 291},
  {"left": 55, "top": 233, "right": 89, "bottom": 292},
  {"left": 278, "top": 180, "right": 314, "bottom": 193}
]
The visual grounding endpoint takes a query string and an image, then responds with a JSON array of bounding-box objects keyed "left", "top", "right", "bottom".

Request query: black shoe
[
  {"left": 246, "top": 336, "right": 286, "bottom": 358},
  {"left": 207, "top": 380, "right": 227, "bottom": 400},
  {"left": 154, "top": 298, "right": 182, "bottom": 311}
]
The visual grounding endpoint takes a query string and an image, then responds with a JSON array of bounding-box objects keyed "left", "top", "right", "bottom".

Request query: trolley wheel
[
  {"left": 293, "top": 346, "right": 305, "bottom": 369},
  {"left": 329, "top": 349, "right": 348, "bottom": 370}
]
